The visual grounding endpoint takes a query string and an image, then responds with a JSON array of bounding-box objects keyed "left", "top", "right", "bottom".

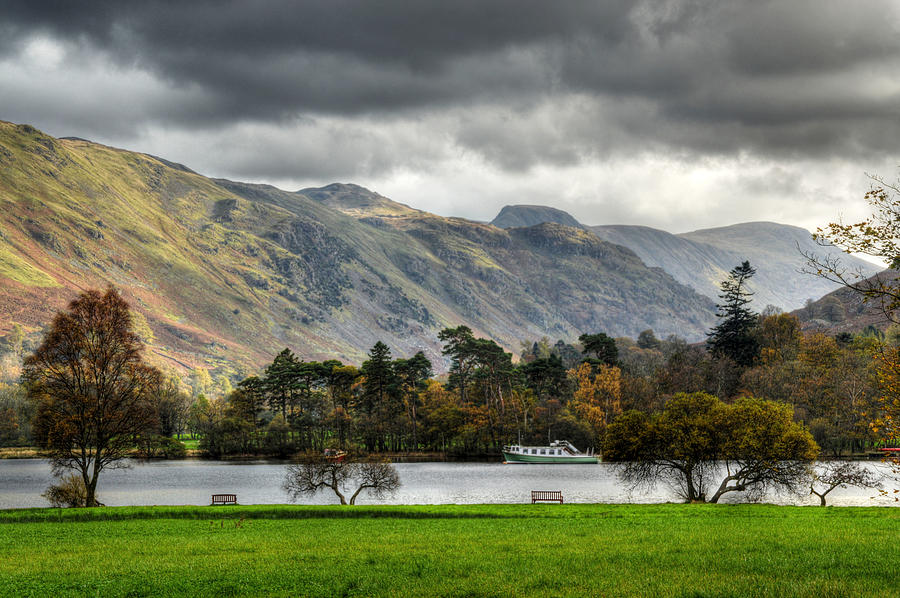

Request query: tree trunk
[
  {"left": 87, "top": 465, "right": 101, "bottom": 507},
  {"left": 709, "top": 475, "right": 744, "bottom": 504},
  {"left": 330, "top": 482, "right": 347, "bottom": 505},
  {"left": 811, "top": 486, "right": 830, "bottom": 506},
  {"left": 349, "top": 484, "right": 370, "bottom": 505}
]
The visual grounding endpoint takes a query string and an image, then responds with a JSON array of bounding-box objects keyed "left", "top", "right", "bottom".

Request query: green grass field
[{"left": 1, "top": 504, "right": 898, "bottom": 597}]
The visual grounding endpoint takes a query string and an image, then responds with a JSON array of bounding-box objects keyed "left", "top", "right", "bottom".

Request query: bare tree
[
  {"left": 810, "top": 461, "right": 883, "bottom": 506},
  {"left": 24, "top": 288, "right": 161, "bottom": 506},
  {"left": 283, "top": 452, "right": 401, "bottom": 505},
  {"left": 801, "top": 173, "right": 900, "bottom": 323}
]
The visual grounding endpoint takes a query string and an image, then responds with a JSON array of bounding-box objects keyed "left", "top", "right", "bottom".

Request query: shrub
[{"left": 43, "top": 474, "right": 89, "bottom": 508}]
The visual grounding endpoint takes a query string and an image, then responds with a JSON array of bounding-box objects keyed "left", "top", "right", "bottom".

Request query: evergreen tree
[
  {"left": 359, "top": 341, "right": 400, "bottom": 450},
  {"left": 264, "top": 348, "right": 303, "bottom": 419},
  {"left": 579, "top": 333, "right": 618, "bottom": 366},
  {"left": 438, "top": 326, "right": 477, "bottom": 402},
  {"left": 707, "top": 261, "right": 760, "bottom": 367}
]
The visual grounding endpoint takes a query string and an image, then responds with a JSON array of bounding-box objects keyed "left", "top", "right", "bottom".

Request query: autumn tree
[
  {"left": 707, "top": 397, "right": 819, "bottom": 503},
  {"left": 24, "top": 288, "right": 161, "bottom": 506},
  {"left": 757, "top": 313, "right": 803, "bottom": 364},
  {"left": 804, "top": 172, "right": 900, "bottom": 320},
  {"left": 568, "top": 362, "right": 622, "bottom": 446},
  {"left": 805, "top": 173, "right": 900, "bottom": 465},
  {"left": 605, "top": 392, "right": 818, "bottom": 503}
]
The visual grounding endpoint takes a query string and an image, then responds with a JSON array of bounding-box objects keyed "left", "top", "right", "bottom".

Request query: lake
[{"left": 0, "top": 459, "right": 894, "bottom": 509}]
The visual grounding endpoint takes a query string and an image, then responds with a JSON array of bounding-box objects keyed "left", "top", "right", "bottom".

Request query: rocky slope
[{"left": 0, "top": 122, "right": 718, "bottom": 375}]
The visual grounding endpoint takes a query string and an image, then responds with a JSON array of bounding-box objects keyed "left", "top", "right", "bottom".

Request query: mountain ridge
[
  {"left": 487, "top": 204, "right": 879, "bottom": 311},
  {"left": 0, "top": 121, "right": 718, "bottom": 376}
]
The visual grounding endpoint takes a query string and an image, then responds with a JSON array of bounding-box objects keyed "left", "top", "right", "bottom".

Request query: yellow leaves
[
  {"left": 567, "top": 362, "right": 622, "bottom": 440},
  {"left": 875, "top": 346, "right": 900, "bottom": 442}
]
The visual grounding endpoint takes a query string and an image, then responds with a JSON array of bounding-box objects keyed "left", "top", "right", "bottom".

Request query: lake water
[{"left": 0, "top": 459, "right": 895, "bottom": 509}]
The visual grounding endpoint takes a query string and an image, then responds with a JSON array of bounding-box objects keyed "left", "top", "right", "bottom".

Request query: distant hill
[
  {"left": 590, "top": 222, "right": 879, "bottom": 310},
  {"left": 486, "top": 210, "right": 880, "bottom": 312},
  {"left": 491, "top": 205, "right": 585, "bottom": 230},
  {"left": 0, "top": 122, "right": 718, "bottom": 377},
  {"left": 791, "top": 270, "right": 899, "bottom": 334},
  {"left": 590, "top": 224, "right": 735, "bottom": 305},
  {"left": 487, "top": 206, "right": 880, "bottom": 312},
  {"left": 677, "top": 222, "right": 880, "bottom": 310}
]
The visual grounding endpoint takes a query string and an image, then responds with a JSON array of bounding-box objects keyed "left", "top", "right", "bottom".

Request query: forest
[{"left": 1, "top": 295, "right": 893, "bottom": 460}]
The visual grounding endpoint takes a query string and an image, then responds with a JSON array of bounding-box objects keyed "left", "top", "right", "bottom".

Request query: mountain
[
  {"left": 297, "top": 182, "right": 420, "bottom": 218},
  {"left": 589, "top": 225, "right": 736, "bottom": 305},
  {"left": 491, "top": 205, "right": 584, "bottom": 230},
  {"left": 0, "top": 122, "right": 717, "bottom": 376},
  {"left": 490, "top": 212, "right": 880, "bottom": 311},
  {"left": 676, "top": 222, "right": 880, "bottom": 310},
  {"left": 590, "top": 222, "right": 882, "bottom": 311}
]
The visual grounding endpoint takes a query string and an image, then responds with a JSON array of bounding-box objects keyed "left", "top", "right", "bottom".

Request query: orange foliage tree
[
  {"left": 24, "top": 288, "right": 161, "bottom": 506},
  {"left": 568, "top": 362, "right": 622, "bottom": 446}
]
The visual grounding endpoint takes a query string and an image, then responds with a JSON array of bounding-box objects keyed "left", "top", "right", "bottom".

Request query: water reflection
[{"left": 0, "top": 459, "right": 894, "bottom": 509}]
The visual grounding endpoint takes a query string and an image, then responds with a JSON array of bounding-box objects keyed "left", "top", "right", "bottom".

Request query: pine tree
[{"left": 707, "top": 261, "right": 760, "bottom": 367}]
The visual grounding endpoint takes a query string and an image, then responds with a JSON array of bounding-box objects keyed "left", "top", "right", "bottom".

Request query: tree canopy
[{"left": 604, "top": 392, "right": 818, "bottom": 503}]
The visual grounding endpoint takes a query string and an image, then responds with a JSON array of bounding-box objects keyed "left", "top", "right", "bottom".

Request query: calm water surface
[{"left": 0, "top": 459, "right": 894, "bottom": 509}]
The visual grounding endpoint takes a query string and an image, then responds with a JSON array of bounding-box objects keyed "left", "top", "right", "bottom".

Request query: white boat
[{"left": 502, "top": 440, "right": 599, "bottom": 464}]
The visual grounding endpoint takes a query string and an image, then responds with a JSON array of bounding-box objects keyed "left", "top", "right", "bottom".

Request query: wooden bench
[
  {"left": 531, "top": 490, "right": 564, "bottom": 504},
  {"left": 211, "top": 494, "right": 237, "bottom": 505}
]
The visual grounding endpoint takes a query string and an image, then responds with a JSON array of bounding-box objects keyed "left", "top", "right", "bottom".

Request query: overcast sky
[{"left": 2, "top": 0, "right": 899, "bottom": 233}]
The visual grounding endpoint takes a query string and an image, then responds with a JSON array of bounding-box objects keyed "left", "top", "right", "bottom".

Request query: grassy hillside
[
  {"left": 1, "top": 504, "right": 898, "bottom": 597},
  {"left": 0, "top": 122, "right": 717, "bottom": 376}
]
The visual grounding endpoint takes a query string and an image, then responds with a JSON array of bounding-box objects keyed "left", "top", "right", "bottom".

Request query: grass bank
[
  {"left": 1, "top": 504, "right": 898, "bottom": 597},
  {"left": 0, "top": 447, "right": 42, "bottom": 459}
]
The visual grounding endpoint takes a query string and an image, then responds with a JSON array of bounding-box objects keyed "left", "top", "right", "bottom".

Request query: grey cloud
[{"left": 2, "top": 0, "right": 900, "bottom": 177}]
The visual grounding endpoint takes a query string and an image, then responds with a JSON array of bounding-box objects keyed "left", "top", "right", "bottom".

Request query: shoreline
[{"left": 1, "top": 446, "right": 888, "bottom": 462}]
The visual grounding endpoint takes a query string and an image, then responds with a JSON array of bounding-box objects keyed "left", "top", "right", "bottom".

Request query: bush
[{"left": 43, "top": 474, "right": 89, "bottom": 508}]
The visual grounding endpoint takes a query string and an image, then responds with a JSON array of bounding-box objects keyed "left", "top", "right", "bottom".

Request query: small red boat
[{"left": 324, "top": 448, "right": 347, "bottom": 462}]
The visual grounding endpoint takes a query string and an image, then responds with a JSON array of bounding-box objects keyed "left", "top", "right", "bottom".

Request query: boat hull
[{"left": 502, "top": 452, "right": 598, "bottom": 464}]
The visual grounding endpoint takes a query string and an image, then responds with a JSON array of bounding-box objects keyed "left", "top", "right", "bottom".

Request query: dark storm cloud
[{"left": 2, "top": 0, "right": 900, "bottom": 173}]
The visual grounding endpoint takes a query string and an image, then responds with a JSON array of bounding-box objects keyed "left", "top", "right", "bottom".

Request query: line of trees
[{"left": 10, "top": 277, "right": 893, "bottom": 465}]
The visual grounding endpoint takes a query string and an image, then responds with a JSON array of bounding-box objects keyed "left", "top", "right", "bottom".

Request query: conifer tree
[{"left": 707, "top": 261, "right": 760, "bottom": 367}]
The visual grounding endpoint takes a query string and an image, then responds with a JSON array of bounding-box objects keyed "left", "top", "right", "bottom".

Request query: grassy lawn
[
  {"left": 175, "top": 435, "right": 200, "bottom": 450},
  {"left": 0, "top": 504, "right": 898, "bottom": 597}
]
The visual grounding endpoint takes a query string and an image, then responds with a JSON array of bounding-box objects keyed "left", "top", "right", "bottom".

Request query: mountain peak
[
  {"left": 491, "top": 204, "right": 584, "bottom": 230},
  {"left": 298, "top": 182, "right": 419, "bottom": 217}
]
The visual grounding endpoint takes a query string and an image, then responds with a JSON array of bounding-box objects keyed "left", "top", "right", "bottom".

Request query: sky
[{"left": 2, "top": 0, "right": 899, "bottom": 233}]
